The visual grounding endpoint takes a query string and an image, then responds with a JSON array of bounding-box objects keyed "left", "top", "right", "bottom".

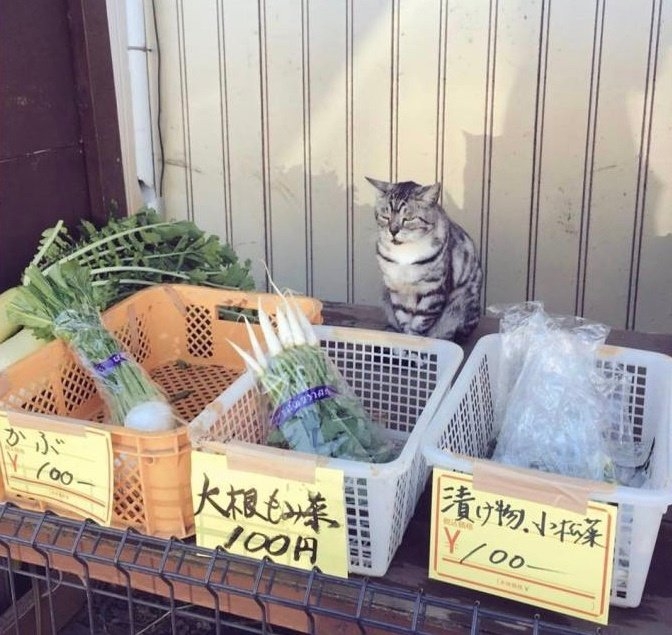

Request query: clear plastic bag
[
  {"left": 601, "top": 366, "right": 655, "bottom": 487},
  {"left": 53, "top": 309, "right": 174, "bottom": 431},
  {"left": 488, "top": 302, "right": 618, "bottom": 482}
]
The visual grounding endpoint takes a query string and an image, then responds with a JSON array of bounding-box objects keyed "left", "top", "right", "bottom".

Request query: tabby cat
[{"left": 366, "top": 177, "right": 483, "bottom": 342}]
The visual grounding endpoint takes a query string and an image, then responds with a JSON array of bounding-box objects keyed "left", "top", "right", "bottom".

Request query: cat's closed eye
[{"left": 402, "top": 216, "right": 430, "bottom": 228}]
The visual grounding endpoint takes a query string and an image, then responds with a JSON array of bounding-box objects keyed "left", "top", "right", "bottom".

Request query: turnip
[
  {"left": 8, "top": 263, "right": 176, "bottom": 432},
  {"left": 123, "top": 401, "right": 175, "bottom": 432}
]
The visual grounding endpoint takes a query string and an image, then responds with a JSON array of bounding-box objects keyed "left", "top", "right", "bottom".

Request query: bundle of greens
[
  {"left": 31, "top": 209, "right": 255, "bottom": 310},
  {"left": 230, "top": 295, "right": 396, "bottom": 463},
  {"left": 0, "top": 210, "right": 255, "bottom": 369},
  {"left": 9, "top": 263, "right": 176, "bottom": 432}
]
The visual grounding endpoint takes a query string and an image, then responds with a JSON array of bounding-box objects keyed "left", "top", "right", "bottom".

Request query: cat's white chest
[
  {"left": 385, "top": 241, "right": 423, "bottom": 264},
  {"left": 377, "top": 238, "right": 436, "bottom": 291}
]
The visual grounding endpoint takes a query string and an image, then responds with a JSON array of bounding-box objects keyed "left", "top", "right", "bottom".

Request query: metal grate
[{"left": 0, "top": 504, "right": 600, "bottom": 635}]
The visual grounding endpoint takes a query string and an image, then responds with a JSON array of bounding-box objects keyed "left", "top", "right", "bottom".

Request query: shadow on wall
[
  {"left": 636, "top": 169, "right": 670, "bottom": 332},
  {"left": 265, "top": 165, "right": 382, "bottom": 305},
  {"left": 456, "top": 50, "right": 669, "bottom": 331},
  {"left": 263, "top": 33, "right": 670, "bottom": 329},
  {"left": 354, "top": 179, "right": 390, "bottom": 306}
]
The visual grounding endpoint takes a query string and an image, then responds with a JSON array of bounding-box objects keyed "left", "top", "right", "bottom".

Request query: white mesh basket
[
  {"left": 189, "top": 324, "right": 463, "bottom": 576},
  {"left": 421, "top": 333, "right": 672, "bottom": 608}
]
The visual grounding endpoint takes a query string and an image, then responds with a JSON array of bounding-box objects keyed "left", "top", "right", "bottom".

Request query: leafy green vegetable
[
  {"left": 262, "top": 344, "right": 395, "bottom": 463},
  {"left": 232, "top": 298, "right": 397, "bottom": 464},
  {"left": 31, "top": 209, "right": 255, "bottom": 310},
  {"left": 9, "top": 263, "right": 174, "bottom": 429}
]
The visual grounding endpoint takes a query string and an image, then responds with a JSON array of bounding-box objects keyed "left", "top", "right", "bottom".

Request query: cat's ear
[
  {"left": 365, "top": 177, "right": 391, "bottom": 194},
  {"left": 417, "top": 182, "right": 441, "bottom": 205}
]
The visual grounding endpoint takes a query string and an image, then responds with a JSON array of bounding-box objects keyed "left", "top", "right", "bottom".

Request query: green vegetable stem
[
  {"left": 30, "top": 209, "right": 254, "bottom": 311},
  {"left": 8, "top": 263, "right": 175, "bottom": 431},
  {"left": 229, "top": 294, "right": 396, "bottom": 463}
]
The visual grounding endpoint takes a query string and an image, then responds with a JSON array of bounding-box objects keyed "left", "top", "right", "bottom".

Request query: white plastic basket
[
  {"left": 189, "top": 324, "right": 463, "bottom": 576},
  {"left": 421, "top": 333, "right": 672, "bottom": 608}
]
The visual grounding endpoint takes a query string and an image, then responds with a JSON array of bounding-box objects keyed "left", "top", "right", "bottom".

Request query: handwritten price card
[
  {"left": 192, "top": 447, "right": 348, "bottom": 578},
  {"left": 429, "top": 469, "right": 617, "bottom": 624},
  {"left": 0, "top": 411, "right": 113, "bottom": 525}
]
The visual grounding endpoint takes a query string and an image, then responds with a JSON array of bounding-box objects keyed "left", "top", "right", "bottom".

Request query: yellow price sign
[
  {"left": 191, "top": 444, "right": 348, "bottom": 578},
  {"left": 0, "top": 411, "right": 113, "bottom": 525},
  {"left": 429, "top": 468, "right": 616, "bottom": 625}
]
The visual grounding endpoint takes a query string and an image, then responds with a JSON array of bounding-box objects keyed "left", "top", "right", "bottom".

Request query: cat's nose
[{"left": 389, "top": 226, "right": 400, "bottom": 237}]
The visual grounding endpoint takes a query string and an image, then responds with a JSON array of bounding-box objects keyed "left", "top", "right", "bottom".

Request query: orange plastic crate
[{"left": 0, "top": 284, "right": 322, "bottom": 538}]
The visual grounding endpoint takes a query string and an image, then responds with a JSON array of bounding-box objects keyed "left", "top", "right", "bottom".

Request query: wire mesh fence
[{"left": 0, "top": 503, "right": 603, "bottom": 635}]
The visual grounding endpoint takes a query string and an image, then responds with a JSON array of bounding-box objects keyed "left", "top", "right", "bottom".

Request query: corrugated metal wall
[{"left": 144, "top": 0, "right": 671, "bottom": 332}]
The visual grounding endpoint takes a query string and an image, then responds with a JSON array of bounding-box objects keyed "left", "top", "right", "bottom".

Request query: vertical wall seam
[
  {"left": 175, "top": 0, "right": 193, "bottom": 220},
  {"left": 182, "top": 2, "right": 194, "bottom": 221},
  {"left": 526, "top": 0, "right": 551, "bottom": 301},
  {"left": 345, "top": 0, "right": 355, "bottom": 302},
  {"left": 301, "top": 0, "right": 314, "bottom": 295},
  {"left": 216, "top": 0, "right": 234, "bottom": 245},
  {"left": 145, "top": 2, "right": 158, "bottom": 199},
  {"left": 390, "top": 0, "right": 401, "bottom": 183},
  {"left": 480, "top": 0, "right": 499, "bottom": 312},
  {"left": 627, "top": 0, "right": 663, "bottom": 330},
  {"left": 434, "top": 0, "right": 449, "bottom": 191},
  {"left": 257, "top": 0, "right": 273, "bottom": 285},
  {"left": 575, "top": 0, "right": 606, "bottom": 317}
]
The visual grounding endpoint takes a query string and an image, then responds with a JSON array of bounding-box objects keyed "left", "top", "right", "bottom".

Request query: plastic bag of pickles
[{"left": 488, "top": 302, "right": 630, "bottom": 483}]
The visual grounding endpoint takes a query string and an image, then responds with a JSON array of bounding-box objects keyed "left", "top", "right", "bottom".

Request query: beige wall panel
[
  {"left": 146, "top": 0, "right": 672, "bottom": 330},
  {"left": 439, "top": 1, "right": 490, "bottom": 242},
  {"left": 583, "top": 0, "right": 652, "bottom": 328},
  {"left": 533, "top": 0, "right": 595, "bottom": 316},
  {"left": 154, "top": 0, "right": 189, "bottom": 218},
  {"left": 307, "top": 0, "right": 349, "bottom": 302},
  {"left": 179, "top": 2, "right": 227, "bottom": 239},
  {"left": 396, "top": 0, "right": 441, "bottom": 183},
  {"left": 264, "top": 0, "right": 308, "bottom": 294},
  {"left": 219, "top": 0, "right": 267, "bottom": 288},
  {"left": 352, "top": 0, "right": 393, "bottom": 305},
  {"left": 484, "top": 0, "right": 540, "bottom": 308},
  {"left": 633, "top": 1, "right": 672, "bottom": 332}
]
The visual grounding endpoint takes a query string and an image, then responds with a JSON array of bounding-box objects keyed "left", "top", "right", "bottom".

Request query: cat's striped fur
[{"left": 366, "top": 177, "right": 483, "bottom": 342}]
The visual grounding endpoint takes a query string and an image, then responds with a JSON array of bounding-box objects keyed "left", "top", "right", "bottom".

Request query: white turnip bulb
[{"left": 124, "top": 400, "right": 176, "bottom": 432}]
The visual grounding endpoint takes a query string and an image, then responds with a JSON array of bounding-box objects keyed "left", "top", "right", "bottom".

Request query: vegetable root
[
  {"left": 233, "top": 288, "right": 396, "bottom": 463},
  {"left": 0, "top": 287, "right": 22, "bottom": 343},
  {"left": 0, "top": 328, "right": 48, "bottom": 371},
  {"left": 124, "top": 401, "right": 176, "bottom": 432}
]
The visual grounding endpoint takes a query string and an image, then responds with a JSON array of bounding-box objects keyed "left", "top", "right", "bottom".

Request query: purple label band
[
  {"left": 271, "top": 385, "right": 339, "bottom": 428},
  {"left": 92, "top": 352, "right": 127, "bottom": 377}
]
